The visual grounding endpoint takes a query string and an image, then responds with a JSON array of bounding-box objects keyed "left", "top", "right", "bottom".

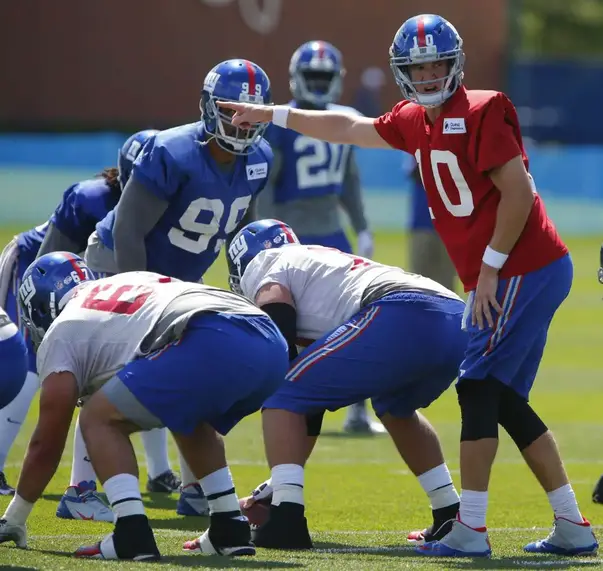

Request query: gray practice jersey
[
  {"left": 256, "top": 103, "right": 369, "bottom": 237},
  {"left": 240, "top": 245, "right": 462, "bottom": 342},
  {"left": 36, "top": 271, "right": 265, "bottom": 397}
]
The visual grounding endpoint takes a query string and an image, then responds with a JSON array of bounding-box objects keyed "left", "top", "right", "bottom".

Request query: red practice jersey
[{"left": 374, "top": 87, "right": 567, "bottom": 292}]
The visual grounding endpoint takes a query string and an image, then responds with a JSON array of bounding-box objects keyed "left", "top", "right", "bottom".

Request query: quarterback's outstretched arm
[{"left": 218, "top": 101, "right": 391, "bottom": 149}]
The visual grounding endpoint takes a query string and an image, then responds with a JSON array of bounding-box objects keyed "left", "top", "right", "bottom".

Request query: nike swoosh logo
[
  {"left": 7, "top": 418, "right": 21, "bottom": 425},
  {"left": 75, "top": 510, "right": 94, "bottom": 521},
  {"left": 83, "top": 456, "right": 91, "bottom": 462}
]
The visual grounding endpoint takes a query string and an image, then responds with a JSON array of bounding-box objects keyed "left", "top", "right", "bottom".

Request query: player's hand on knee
[
  {"left": 472, "top": 264, "right": 503, "bottom": 330},
  {"left": 0, "top": 519, "right": 27, "bottom": 548}
]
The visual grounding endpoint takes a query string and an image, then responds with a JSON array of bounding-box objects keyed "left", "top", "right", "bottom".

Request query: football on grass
[{"left": 239, "top": 497, "right": 270, "bottom": 528}]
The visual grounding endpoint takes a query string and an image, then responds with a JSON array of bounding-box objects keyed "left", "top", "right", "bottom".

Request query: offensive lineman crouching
[
  {"left": 0, "top": 252, "right": 288, "bottom": 560},
  {"left": 222, "top": 219, "right": 467, "bottom": 549}
]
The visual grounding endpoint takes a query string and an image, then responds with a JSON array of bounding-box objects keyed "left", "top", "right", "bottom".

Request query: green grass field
[{"left": 0, "top": 226, "right": 601, "bottom": 570}]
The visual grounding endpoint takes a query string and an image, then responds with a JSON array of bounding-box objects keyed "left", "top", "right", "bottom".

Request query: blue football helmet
[
  {"left": 200, "top": 59, "right": 272, "bottom": 155},
  {"left": 389, "top": 14, "right": 464, "bottom": 108},
  {"left": 18, "top": 252, "right": 94, "bottom": 346},
  {"left": 227, "top": 219, "right": 300, "bottom": 294},
  {"left": 289, "top": 41, "right": 345, "bottom": 107},
  {"left": 118, "top": 129, "right": 160, "bottom": 190}
]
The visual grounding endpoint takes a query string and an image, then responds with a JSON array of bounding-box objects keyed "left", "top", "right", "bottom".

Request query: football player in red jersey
[{"left": 217, "top": 13, "right": 598, "bottom": 559}]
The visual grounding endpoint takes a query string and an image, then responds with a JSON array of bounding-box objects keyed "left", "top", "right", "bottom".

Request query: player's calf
[
  {"left": 175, "top": 426, "right": 255, "bottom": 556},
  {"left": 182, "top": 467, "right": 255, "bottom": 556},
  {"left": 499, "top": 386, "right": 588, "bottom": 527},
  {"left": 379, "top": 412, "right": 460, "bottom": 544}
]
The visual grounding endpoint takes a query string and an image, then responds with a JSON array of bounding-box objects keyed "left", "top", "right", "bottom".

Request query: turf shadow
[
  {"left": 30, "top": 546, "right": 302, "bottom": 568},
  {"left": 442, "top": 554, "right": 601, "bottom": 570},
  {"left": 150, "top": 516, "right": 209, "bottom": 532},
  {"left": 311, "top": 540, "right": 418, "bottom": 556}
]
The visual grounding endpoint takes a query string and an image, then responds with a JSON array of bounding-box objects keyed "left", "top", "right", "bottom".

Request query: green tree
[{"left": 515, "top": 0, "right": 603, "bottom": 59}]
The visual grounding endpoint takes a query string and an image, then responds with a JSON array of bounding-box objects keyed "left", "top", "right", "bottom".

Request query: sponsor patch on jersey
[
  {"left": 247, "top": 162, "right": 268, "bottom": 180},
  {"left": 443, "top": 118, "right": 466, "bottom": 134}
]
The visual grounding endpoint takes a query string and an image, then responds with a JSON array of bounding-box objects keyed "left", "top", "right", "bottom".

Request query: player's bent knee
[
  {"left": 457, "top": 377, "right": 503, "bottom": 441},
  {"left": 498, "top": 386, "right": 548, "bottom": 451}
]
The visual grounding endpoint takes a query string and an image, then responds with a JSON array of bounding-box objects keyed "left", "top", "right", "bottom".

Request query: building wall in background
[
  {"left": 1, "top": 0, "right": 506, "bottom": 130},
  {"left": 0, "top": 136, "right": 600, "bottom": 235}
]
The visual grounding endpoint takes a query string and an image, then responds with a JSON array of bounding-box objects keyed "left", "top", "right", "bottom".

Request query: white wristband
[
  {"left": 482, "top": 246, "right": 508, "bottom": 270},
  {"left": 272, "top": 106, "right": 290, "bottom": 128},
  {"left": 3, "top": 494, "right": 34, "bottom": 525}
]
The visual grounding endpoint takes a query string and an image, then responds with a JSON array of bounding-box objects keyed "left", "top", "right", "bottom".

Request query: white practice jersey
[
  {"left": 37, "top": 271, "right": 265, "bottom": 397},
  {"left": 0, "top": 307, "right": 18, "bottom": 342},
  {"left": 240, "top": 245, "right": 462, "bottom": 342}
]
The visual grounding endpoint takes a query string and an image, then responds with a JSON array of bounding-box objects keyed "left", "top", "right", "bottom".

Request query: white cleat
[
  {"left": 524, "top": 517, "right": 599, "bottom": 556},
  {"left": 0, "top": 519, "right": 27, "bottom": 548},
  {"left": 56, "top": 481, "right": 114, "bottom": 522},
  {"left": 177, "top": 483, "right": 209, "bottom": 516},
  {"left": 416, "top": 516, "right": 492, "bottom": 558},
  {"left": 343, "top": 413, "right": 387, "bottom": 435}
]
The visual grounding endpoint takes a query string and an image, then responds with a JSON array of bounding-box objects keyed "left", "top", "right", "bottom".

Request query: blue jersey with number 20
[
  {"left": 96, "top": 122, "right": 273, "bottom": 282},
  {"left": 266, "top": 102, "right": 359, "bottom": 203}
]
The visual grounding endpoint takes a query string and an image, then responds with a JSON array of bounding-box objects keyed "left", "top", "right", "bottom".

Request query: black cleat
[
  {"left": 76, "top": 515, "right": 160, "bottom": 561},
  {"left": 592, "top": 475, "right": 603, "bottom": 504},
  {"left": 184, "top": 514, "right": 255, "bottom": 556},
  {"left": 252, "top": 502, "right": 313, "bottom": 550},
  {"left": 407, "top": 502, "right": 459, "bottom": 545},
  {"left": 146, "top": 470, "right": 181, "bottom": 493}
]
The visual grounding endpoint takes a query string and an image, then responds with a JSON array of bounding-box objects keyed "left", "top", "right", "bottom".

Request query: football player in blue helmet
[
  {"left": 257, "top": 42, "right": 378, "bottom": 434},
  {"left": 227, "top": 219, "right": 299, "bottom": 296},
  {"left": 201, "top": 59, "right": 272, "bottom": 156},
  {"left": 18, "top": 253, "right": 95, "bottom": 346},
  {"left": 0, "top": 129, "right": 164, "bottom": 504},
  {"left": 289, "top": 41, "right": 345, "bottom": 107},
  {"left": 225, "top": 219, "right": 465, "bottom": 550},
  {"left": 389, "top": 15, "right": 464, "bottom": 108},
  {"left": 219, "top": 14, "right": 598, "bottom": 558},
  {"left": 86, "top": 59, "right": 273, "bottom": 517}
]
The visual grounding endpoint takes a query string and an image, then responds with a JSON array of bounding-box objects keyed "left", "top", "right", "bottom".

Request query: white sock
[
  {"left": 459, "top": 489, "right": 488, "bottom": 529},
  {"left": 141, "top": 428, "right": 171, "bottom": 480},
  {"left": 271, "top": 464, "right": 304, "bottom": 506},
  {"left": 417, "top": 464, "right": 460, "bottom": 510},
  {"left": 0, "top": 372, "right": 38, "bottom": 471},
  {"left": 200, "top": 467, "right": 242, "bottom": 518},
  {"left": 104, "top": 473, "right": 145, "bottom": 519},
  {"left": 70, "top": 413, "right": 97, "bottom": 486},
  {"left": 548, "top": 484, "right": 583, "bottom": 523},
  {"left": 179, "top": 450, "right": 196, "bottom": 488}
]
